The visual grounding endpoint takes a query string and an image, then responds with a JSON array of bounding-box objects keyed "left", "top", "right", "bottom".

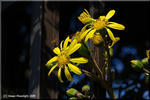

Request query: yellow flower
[
  {"left": 46, "top": 37, "right": 88, "bottom": 83},
  {"left": 78, "top": 9, "right": 125, "bottom": 48},
  {"left": 78, "top": 9, "right": 96, "bottom": 24}
]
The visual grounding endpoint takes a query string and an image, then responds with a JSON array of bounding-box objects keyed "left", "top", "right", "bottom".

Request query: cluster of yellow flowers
[
  {"left": 46, "top": 9, "right": 125, "bottom": 82},
  {"left": 77, "top": 9, "right": 125, "bottom": 47}
]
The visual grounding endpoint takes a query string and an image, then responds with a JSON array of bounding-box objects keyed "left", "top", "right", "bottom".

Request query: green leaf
[
  {"left": 78, "top": 42, "right": 90, "bottom": 58},
  {"left": 82, "top": 85, "right": 90, "bottom": 94},
  {"left": 66, "top": 88, "right": 78, "bottom": 97}
]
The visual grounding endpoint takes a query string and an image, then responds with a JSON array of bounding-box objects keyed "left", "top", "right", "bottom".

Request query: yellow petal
[
  {"left": 99, "top": 16, "right": 106, "bottom": 20},
  {"left": 80, "top": 28, "right": 92, "bottom": 41},
  {"left": 78, "top": 9, "right": 95, "bottom": 24},
  {"left": 58, "top": 67, "right": 63, "bottom": 83},
  {"left": 68, "top": 63, "right": 82, "bottom": 75},
  {"left": 85, "top": 29, "right": 96, "bottom": 42},
  {"left": 53, "top": 47, "right": 60, "bottom": 55},
  {"left": 130, "top": 60, "right": 136, "bottom": 64},
  {"left": 105, "top": 28, "right": 116, "bottom": 41},
  {"left": 46, "top": 56, "right": 58, "bottom": 66},
  {"left": 64, "top": 66, "right": 74, "bottom": 81},
  {"left": 60, "top": 40, "right": 64, "bottom": 50},
  {"left": 107, "top": 22, "right": 125, "bottom": 30},
  {"left": 67, "top": 43, "right": 81, "bottom": 56},
  {"left": 105, "top": 10, "right": 115, "bottom": 20},
  {"left": 64, "top": 36, "right": 70, "bottom": 49},
  {"left": 146, "top": 50, "right": 150, "bottom": 58},
  {"left": 48, "top": 64, "right": 58, "bottom": 76},
  {"left": 69, "top": 39, "right": 77, "bottom": 49},
  {"left": 70, "top": 57, "right": 88, "bottom": 63},
  {"left": 81, "top": 24, "right": 88, "bottom": 33},
  {"left": 84, "top": 9, "right": 90, "bottom": 15},
  {"left": 109, "top": 37, "right": 120, "bottom": 48}
]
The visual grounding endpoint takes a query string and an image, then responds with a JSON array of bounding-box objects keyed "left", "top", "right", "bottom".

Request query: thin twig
[
  {"left": 81, "top": 69, "right": 100, "bottom": 82},
  {"left": 143, "top": 68, "right": 150, "bottom": 74},
  {"left": 89, "top": 51, "right": 104, "bottom": 81}
]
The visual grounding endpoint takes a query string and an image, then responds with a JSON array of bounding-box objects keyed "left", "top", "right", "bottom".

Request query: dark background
[{"left": 1, "top": 1, "right": 149, "bottom": 99}]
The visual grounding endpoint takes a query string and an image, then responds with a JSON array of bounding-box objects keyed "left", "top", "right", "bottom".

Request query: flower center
[
  {"left": 58, "top": 53, "right": 70, "bottom": 67},
  {"left": 93, "top": 17, "right": 107, "bottom": 30}
]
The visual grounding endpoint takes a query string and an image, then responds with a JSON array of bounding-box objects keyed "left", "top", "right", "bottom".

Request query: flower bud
[
  {"left": 66, "top": 88, "right": 84, "bottom": 99},
  {"left": 130, "top": 60, "right": 143, "bottom": 70},
  {"left": 141, "top": 58, "right": 149, "bottom": 66},
  {"left": 92, "top": 33, "right": 104, "bottom": 46},
  {"left": 82, "top": 85, "right": 90, "bottom": 94},
  {"left": 69, "top": 97, "right": 77, "bottom": 100},
  {"left": 66, "top": 88, "right": 78, "bottom": 97}
]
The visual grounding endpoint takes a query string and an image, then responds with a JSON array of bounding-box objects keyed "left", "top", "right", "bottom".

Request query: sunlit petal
[
  {"left": 48, "top": 64, "right": 58, "bottom": 76},
  {"left": 105, "top": 28, "right": 116, "bottom": 41},
  {"left": 105, "top": 10, "right": 115, "bottom": 20},
  {"left": 64, "top": 36, "right": 70, "bottom": 49},
  {"left": 80, "top": 28, "right": 93, "bottom": 41},
  {"left": 85, "top": 29, "right": 96, "bottom": 42},
  {"left": 64, "top": 66, "right": 74, "bottom": 81},
  {"left": 78, "top": 9, "right": 95, "bottom": 24},
  {"left": 53, "top": 47, "right": 60, "bottom": 55},
  {"left": 58, "top": 67, "right": 63, "bottom": 83},
  {"left": 68, "top": 63, "right": 82, "bottom": 75},
  {"left": 70, "top": 57, "right": 88, "bottom": 63},
  {"left": 99, "top": 16, "right": 106, "bottom": 20},
  {"left": 109, "top": 37, "right": 120, "bottom": 48},
  {"left": 146, "top": 50, "right": 150, "bottom": 58},
  {"left": 107, "top": 22, "right": 125, "bottom": 30},
  {"left": 46, "top": 56, "right": 58, "bottom": 66},
  {"left": 60, "top": 40, "right": 64, "bottom": 50},
  {"left": 84, "top": 9, "right": 90, "bottom": 15},
  {"left": 81, "top": 24, "right": 88, "bottom": 33},
  {"left": 68, "top": 39, "right": 77, "bottom": 50},
  {"left": 67, "top": 43, "right": 81, "bottom": 56}
]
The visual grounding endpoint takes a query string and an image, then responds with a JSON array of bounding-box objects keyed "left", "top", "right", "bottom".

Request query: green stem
[{"left": 103, "top": 37, "right": 116, "bottom": 99}]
